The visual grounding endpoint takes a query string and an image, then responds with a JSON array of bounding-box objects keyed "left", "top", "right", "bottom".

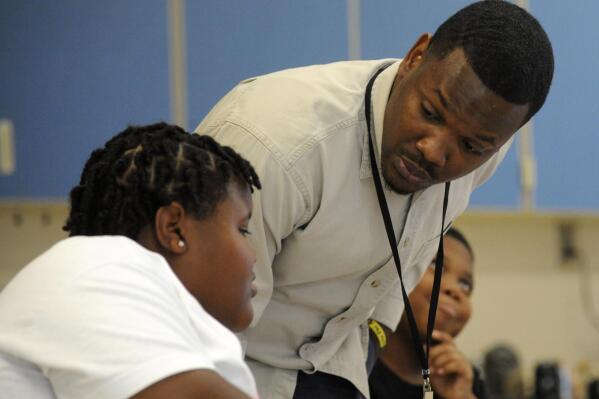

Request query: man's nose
[{"left": 415, "top": 129, "right": 454, "bottom": 168}]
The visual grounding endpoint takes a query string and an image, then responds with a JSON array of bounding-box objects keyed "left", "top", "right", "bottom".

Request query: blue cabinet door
[{"left": 0, "top": 0, "right": 170, "bottom": 199}]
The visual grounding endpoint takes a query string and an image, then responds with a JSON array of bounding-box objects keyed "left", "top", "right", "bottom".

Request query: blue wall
[
  {"left": 185, "top": 1, "right": 348, "bottom": 128},
  {"left": 531, "top": 1, "right": 599, "bottom": 209},
  {"left": 0, "top": 1, "right": 596, "bottom": 210}
]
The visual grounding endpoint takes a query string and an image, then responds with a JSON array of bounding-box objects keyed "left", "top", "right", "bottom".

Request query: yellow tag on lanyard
[{"left": 368, "top": 319, "right": 387, "bottom": 348}]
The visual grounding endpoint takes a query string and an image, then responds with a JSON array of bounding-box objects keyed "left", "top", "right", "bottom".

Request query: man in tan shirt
[{"left": 196, "top": 1, "right": 554, "bottom": 397}]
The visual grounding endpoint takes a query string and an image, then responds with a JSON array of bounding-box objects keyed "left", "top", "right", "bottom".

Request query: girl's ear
[{"left": 154, "top": 202, "right": 188, "bottom": 254}]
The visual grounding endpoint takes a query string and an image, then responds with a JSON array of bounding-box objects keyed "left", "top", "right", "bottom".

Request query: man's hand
[{"left": 429, "top": 330, "right": 476, "bottom": 399}]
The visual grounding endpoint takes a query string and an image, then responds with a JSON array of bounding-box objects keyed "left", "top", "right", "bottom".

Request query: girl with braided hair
[{"left": 0, "top": 122, "right": 261, "bottom": 399}]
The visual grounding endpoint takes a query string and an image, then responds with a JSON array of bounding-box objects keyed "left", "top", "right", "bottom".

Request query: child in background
[
  {"left": 369, "top": 228, "right": 486, "bottom": 399},
  {"left": 0, "top": 123, "right": 261, "bottom": 399}
]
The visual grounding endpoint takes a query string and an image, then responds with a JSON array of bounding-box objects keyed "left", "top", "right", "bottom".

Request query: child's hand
[{"left": 429, "top": 330, "right": 476, "bottom": 399}]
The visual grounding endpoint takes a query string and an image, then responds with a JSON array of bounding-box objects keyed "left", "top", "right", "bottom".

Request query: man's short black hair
[
  {"left": 427, "top": 0, "right": 554, "bottom": 123},
  {"left": 64, "top": 122, "right": 261, "bottom": 239}
]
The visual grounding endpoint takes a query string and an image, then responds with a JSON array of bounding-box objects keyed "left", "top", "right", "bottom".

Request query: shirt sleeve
[
  {"left": 196, "top": 121, "right": 309, "bottom": 328},
  {"left": 30, "top": 262, "right": 232, "bottom": 399}
]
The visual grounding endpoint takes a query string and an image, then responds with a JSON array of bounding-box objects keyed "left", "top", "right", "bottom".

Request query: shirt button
[
  {"left": 370, "top": 280, "right": 380, "bottom": 288},
  {"left": 402, "top": 238, "right": 410, "bottom": 248},
  {"left": 338, "top": 317, "right": 347, "bottom": 322}
]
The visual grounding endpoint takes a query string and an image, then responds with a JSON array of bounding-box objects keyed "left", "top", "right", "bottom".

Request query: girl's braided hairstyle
[{"left": 63, "top": 122, "right": 260, "bottom": 239}]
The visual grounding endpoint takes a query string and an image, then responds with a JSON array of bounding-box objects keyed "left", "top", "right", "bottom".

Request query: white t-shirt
[{"left": 0, "top": 236, "right": 258, "bottom": 399}]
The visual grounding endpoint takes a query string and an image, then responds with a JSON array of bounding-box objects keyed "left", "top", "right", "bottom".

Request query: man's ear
[
  {"left": 397, "top": 33, "right": 431, "bottom": 77},
  {"left": 154, "top": 202, "right": 187, "bottom": 254}
]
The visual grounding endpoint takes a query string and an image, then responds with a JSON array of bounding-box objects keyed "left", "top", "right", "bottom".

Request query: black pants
[{"left": 292, "top": 329, "right": 380, "bottom": 399}]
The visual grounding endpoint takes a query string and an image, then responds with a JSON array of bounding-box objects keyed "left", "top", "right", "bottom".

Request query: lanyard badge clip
[{"left": 423, "top": 374, "right": 434, "bottom": 399}]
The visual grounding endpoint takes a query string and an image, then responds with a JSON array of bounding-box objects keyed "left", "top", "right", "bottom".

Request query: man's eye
[
  {"left": 421, "top": 104, "right": 441, "bottom": 122},
  {"left": 462, "top": 139, "right": 484, "bottom": 156},
  {"left": 240, "top": 228, "right": 251, "bottom": 236}
]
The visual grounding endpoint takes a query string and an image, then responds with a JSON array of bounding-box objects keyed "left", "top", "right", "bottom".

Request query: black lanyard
[{"left": 365, "top": 66, "right": 450, "bottom": 396}]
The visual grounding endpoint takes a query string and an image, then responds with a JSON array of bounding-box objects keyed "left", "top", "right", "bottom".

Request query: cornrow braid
[{"left": 63, "top": 122, "right": 260, "bottom": 239}]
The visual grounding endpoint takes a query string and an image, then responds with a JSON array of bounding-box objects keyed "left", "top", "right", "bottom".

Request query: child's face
[
  {"left": 172, "top": 181, "right": 257, "bottom": 332},
  {"left": 408, "top": 235, "right": 473, "bottom": 339}
]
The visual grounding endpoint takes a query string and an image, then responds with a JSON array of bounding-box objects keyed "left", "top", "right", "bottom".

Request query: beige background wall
[
  {"left": 0, "top": 202, "right": 68, "bottom": 286},
  {"left": 1, "top": 203, "right": 598, "bottom": 391},
  {"left": 454, "top": 212, "right": 599, "bottom": 393}
]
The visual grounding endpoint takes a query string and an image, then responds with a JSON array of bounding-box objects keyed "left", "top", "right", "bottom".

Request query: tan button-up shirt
[{"left": 196, "top": 59, "right": 510, "bottom": 398}]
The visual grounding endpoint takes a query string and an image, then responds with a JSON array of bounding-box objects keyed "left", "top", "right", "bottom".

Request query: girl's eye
[{"left": 459, "top": 279, "right": 473, "bottom": 293}]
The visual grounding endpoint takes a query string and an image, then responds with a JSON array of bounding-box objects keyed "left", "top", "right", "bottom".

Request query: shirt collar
[{"left": 360, "top": 61, "right": 401, "bottom": 179}]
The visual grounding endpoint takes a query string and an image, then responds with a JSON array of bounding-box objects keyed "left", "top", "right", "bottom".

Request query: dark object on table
[
  {"left": 483, "top": 344, "right": 524, "bottom": 399},
  {"left": 589, "top": 378, "right": 599, "bottom": 399},
  {"left": 534, "top": 362, "right": 560, "bottom": 399}
]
